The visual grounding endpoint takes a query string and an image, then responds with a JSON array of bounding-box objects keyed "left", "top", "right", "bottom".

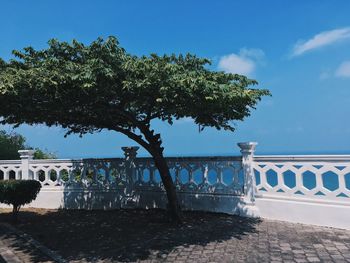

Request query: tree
[
  {"left": 0, "top": 37, "right": 270, "bottom": 222},
  {"left": 33, "top": 148, "right": 57, "bottom": 159},
  {"left": 0, "top": 180, "right": 42, "bottom": 222},
  {"left": 0, "top": 130, "right": 26, "bottom": 160},
  {"left": 0, "top": 130, "right": 56, "bottom": 160}
]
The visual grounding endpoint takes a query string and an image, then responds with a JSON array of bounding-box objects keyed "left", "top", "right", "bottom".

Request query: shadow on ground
[
  {"left": 0, "top": 222, "right": 53, "bottom": 262},
  {"left": 0, "top": 209, "right": 261, "bottom": 262}
]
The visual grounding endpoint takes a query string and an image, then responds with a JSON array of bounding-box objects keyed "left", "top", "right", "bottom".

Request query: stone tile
[{"left": 2, "top": 210, "right": 350, "bottom": 262}]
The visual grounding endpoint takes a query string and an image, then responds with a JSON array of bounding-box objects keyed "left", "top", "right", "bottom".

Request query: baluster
[
  {"left": 69, "top": 168, "right": 74, "bottom": 183},
  {"left": 294, "top": 166, "right": 303, "bottom": 194},
  {"left": 80, "top": 164, "right": 87, "bottom": 184},
  {"left": 0, "top": 168, "right": 5, "bottom": 181},
  {"left": 338, "top": 171, "right": 346, "bottom": 194},
  {"left": 150, "top": 168, "right": 155, "bottom": 185},
  {"left": 259, "top": 167, "right": 268, "bottom": 191},
  {"left": 203, "top": 165, "right": 208, "bottom": 184},
  {"left": 233, "top": 166, "right": 239, "bottom": 187},
  {"left": 44, "top": 170, "right": 48, "bottom": 184},
  {"left": 4, "top": 170, "right": 9, "bottom": 180},
  {"left": 105, "top": 166, "right": 110, "bottom": 185},
  {"left": 93, "top": 166, "right": 99, "bottom": 184},
  {"left": 57, "top": 169, "right": 62, "bottom": 185},
  {"left": 199, "top": 165, "right": 204, "bottom": 185},
  {"left": 315, "top": 169, "right": 323, "bottom": 193},
  {"left": 175, "top": 167, "right": 180, "bottom": 188},
  {"left": 135, "top": 167, "right": 141, "bottom": 183},
  {"left": 217, "top": 167, "right": 223, "bottom": 184},
  {"left": 32, "top": 169, "right": 37, "bottom": 181},
  {"left": 276, "top": 167, "right": 283, "bottom": 191},
  {"left": 53, "top": 169, "right": 59, "bottom": 185},
  {"left": 16, "top": 170, "right": 20, "bottom": 180},
  {"left": 189, "top": 167, "right": 194, "bottom": 184}
]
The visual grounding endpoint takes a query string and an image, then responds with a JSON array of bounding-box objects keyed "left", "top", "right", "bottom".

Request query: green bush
[{"left": 0, "top": 180, "right": 41, "bottom": 222}]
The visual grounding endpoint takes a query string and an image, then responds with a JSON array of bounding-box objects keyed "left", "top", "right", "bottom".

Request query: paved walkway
[
  {"left": 138, "top": 220, "right": 350, "bottom": 263},
  {"left": 0, "top": 224, "right": 54, "bottom": 263},
  {"left": 0, "top": 212, "right": 350, "bottom": 262}
]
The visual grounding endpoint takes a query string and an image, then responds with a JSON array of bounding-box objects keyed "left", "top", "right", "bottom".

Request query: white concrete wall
[
  {"left": 256, "top": 196, "right": 350, "bottom": 230},
  {"left": 1, "top": 187, "right": 349, "bottom": 230},
  {"left": 0, "top": 188, "right": 248, "bottom": 216}
]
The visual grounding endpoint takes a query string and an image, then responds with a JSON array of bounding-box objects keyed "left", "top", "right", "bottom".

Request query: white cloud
[
  {"left": 239, "top": 48, "right": 265, "bottom": 61},
  {"left": 218, "top": 48, "right": 265, "bottom": 76},
  {"left": 291, "top": 27, "right": 350, "bottom": 57},
  {"left": 335, "top": 61, "right": 350, "bottom": 78},
  {"left": 218, "top": 54, "right": 254, "bottom": 75}
]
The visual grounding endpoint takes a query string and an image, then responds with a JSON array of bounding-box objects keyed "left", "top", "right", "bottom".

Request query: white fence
[
  {"left": 0, "top": 142, "right": 349, "bottom": 229},
  {"left": 253, "top": 154, "right": 350, "bottom": 229},
  {"left": 254, "top": 155, "right": 350, "bottom": 202}
]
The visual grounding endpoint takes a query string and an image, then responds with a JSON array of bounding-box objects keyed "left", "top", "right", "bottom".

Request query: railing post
[
  {"left": 121, "top": 146, "right": 139, "bottom": 183},
  {"left": 238, "top": 142, "right": 260, "bottom": 217},
  {"left": 121, "top": 146, "right": 139, "bottom": 208},
  {"left": 18, "top": 149, "right": 35, "bottom": 180}
]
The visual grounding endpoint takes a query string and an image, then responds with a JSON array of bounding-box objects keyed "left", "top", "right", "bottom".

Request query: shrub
[{"left": 0, "top": 180, "right": 41, "bottom": 222}]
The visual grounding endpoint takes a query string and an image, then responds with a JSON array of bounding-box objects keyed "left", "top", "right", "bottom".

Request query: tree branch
[
  {"left": 112, "top": 126, "right": 151, "bottom": 152},
  {"left": 137, "top": 122, "right": 164, "bottom": 154}
]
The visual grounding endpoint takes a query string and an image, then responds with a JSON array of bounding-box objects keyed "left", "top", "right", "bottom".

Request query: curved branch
[
  {"left": 112, "top": 126, "right": 151, "bottom": 152},
  {"left": 136, "top": 123, "right": 165, "bottom": 155}
]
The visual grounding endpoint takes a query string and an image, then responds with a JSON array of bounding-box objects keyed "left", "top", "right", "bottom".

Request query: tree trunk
[
  {"left": 152, "top": 150, "right": 183, "bottom": 223},
  {"left": 118, "top": 124, "right": 183, "bottom": 223},
  {"left": 12, "top": 205, "right": 19, "bottom": 224}
]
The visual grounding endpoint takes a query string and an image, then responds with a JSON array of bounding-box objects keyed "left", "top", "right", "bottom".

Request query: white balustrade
[
  {"left": 134, "top": 156, "right": 243, "bottom": 195},
  {"left": 29, "top": 158, "right": 127, "bottom": 188},
  {"left": 1, "top": 143, "right": 349, "bottom": 229},
  {"left": 253, "top": 155, "right": 350, "bottom": 203},
  {"left": 2, "top": 146, "right": 349, "bottom": 203},
  {"left": 25, "top": 157, "right": 244, "bottom": 195}
]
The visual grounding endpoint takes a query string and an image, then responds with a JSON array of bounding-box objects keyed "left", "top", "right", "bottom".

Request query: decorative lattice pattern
[
  {"left": 21, "top": 157, "right": 244, "bottom": 196},
  {"left": 3, "top": 154, "right": 349, "bottom": 202},
  {"left": 29, "top": 159, "right": 126, "bottom": 187},
  {"left": 254, "top": 158, "right": 350, "bottom": 201},
  {"left": 0, "top": 161, "right": 22, "bottom": 180},
  {"left": 135, "top": 157, "right": 244, "bottom": 195}
]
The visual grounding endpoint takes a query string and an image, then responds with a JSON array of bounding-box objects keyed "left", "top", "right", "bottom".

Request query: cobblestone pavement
[
  {"left": 0, "top": 209, "right": 349, "bottom": 262},
  {"left": 134, "top": 220, "right": 350, "bottom": 263},
  {"left": 0, "top": 224, "right": 53, "bottom": 263}
]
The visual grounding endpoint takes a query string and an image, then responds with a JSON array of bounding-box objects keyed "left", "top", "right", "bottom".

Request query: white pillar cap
[
  {"left": 237, "top": 142, "right": 257, "bottom": 154},
  {"left": 121, "top": 146, "right": 139, "bottom": 158},
  {"left": 18, "top": 149, "right": 35, "bottom": 159}
]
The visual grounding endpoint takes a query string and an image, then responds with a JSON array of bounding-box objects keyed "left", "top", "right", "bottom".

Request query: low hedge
[{"left": 0, "top": 180, "right": 41, "bottom": 222}]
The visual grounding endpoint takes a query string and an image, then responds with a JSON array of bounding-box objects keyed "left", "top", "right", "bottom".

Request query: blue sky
[{"left": 1, "top": 0, "right": 350, "bottom": 158}]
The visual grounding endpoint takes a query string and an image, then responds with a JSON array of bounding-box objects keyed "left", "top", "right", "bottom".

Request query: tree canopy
[{"left": 0, "top": 37, "right": 269, "bottom": 149}]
